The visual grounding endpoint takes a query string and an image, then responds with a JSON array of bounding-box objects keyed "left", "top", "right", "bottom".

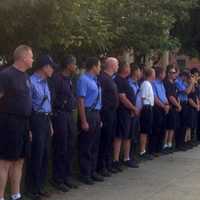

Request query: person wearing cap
[
  {"left": 175, "top": 69, "right": 195, "bottom": 150},
  {"left": 77, "top": 57, "right": 103, "bottom": 185},
  {"left": 0, "top": 45, "right": 33, "bottom": 200},
  {"left": 50, "top": 55, "right": 78, "bottom": 191},
  {"left": 26, "top": 55, "right": 56, "bottom": 200}
]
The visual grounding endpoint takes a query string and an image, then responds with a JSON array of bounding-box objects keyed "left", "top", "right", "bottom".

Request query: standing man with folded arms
[
  {"left": 27, "top": 55, "right": 56, "bottom": 200},
  {"left": 77, "top": 57, "right": 103, "bottom": 185},
  {"left": 0, "top": 45, "right": 33, "bottom": 200}
]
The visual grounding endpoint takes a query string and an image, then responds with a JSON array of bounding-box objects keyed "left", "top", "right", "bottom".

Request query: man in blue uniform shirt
[
  {"left": 0, "top": 45, "right": 33, "bottom": 200},
  {"left": 128, "top": 65, "right": 142, "bottom": 160},
  {"left": 50, "top": 55, "right": 78, "bottom": 191},
  {"left": 151, "top": 67, "right": 170, "bottom": 156},
  {"left": 27, "top": 55, "right": 56, "bottom": 200},
  {"left": 175, "top": 70, "right": 194, "bottom": 150},
  {"left": 77, "top": 57, "right": 103, "bottom": 185}
]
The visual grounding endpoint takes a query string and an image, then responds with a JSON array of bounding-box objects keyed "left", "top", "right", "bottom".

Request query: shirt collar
[
  {"left": 85, "top": 72, "right": 97, "bottom": 81},
  {"left": 128, "top": 78, "right": 138, "bottom": 85},
  {"left": 33, "top": 73, "right": 46, "bottom": 83},
  {"left": 155, "top": 79, "right": 163, "bottom": 84}
]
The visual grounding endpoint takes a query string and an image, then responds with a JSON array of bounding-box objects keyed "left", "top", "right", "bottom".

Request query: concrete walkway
[{"left": 51, "top": 147, "right": 200, "bottom": 200}]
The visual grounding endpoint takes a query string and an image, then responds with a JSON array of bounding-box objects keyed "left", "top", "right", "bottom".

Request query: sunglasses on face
[{"left": 169, "top": 71, "right": 176, "bottom": 74}]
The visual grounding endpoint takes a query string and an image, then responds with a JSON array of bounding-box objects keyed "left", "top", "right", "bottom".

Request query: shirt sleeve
[
  {"left": 0, "top": 73, "right": 5, "bottom": 99},
  {"left": 77, "top": 76, "right": 87, "bottom": 97},
  {"left": 116, "top": 79, "right": 126, "bottom": 95},
  {"left": 140, "top": 82, "right": 149, "bottom": 98},
  {"left": 175, "top": 80, "right": 187, "bottom": 93},
  {"left": 152, "top": 82, "right": 157, "bottom": 97}
]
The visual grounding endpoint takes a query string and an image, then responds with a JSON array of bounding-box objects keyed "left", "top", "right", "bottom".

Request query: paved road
[{"left": 51, "top": 147, "right": 200, "bottom": 200}]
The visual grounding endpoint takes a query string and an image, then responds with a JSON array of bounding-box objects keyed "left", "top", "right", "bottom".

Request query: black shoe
[
  {"left": 168, "top": 147, "right": 174, "bottom": 154},
  {"left": 26, "top": 193, "right": 42, "bottom": 200},
  {"left": 108, "top": 167, "right": 119, "bottom": 174},
  {"left": 152, "top": 152, "right": 161, "bottom": 157},
  {"left": 79, "top": 176, "right": 94, "bottom": 185},
  {"left": 51, "top": 181, "right": 69, "bottom": 192},
  {"left": 112, "top": 161, "right": 123, "bottom": 172},
  {"left": 140, "top": 153, "right": 154, "bottom": 160},
  {"left": 161, "top": 148, "right": 170, "bottom": 155},
  {"left": 38, "top": 191, "right": 51, "bottom": 198},
  {"left": 64, "top": 178, "right": 79, "bottom": 189},
  {"left": 123, "top": 160, "right": 139, "bottom": 168},
  {"left": 99, "top": 169, "right": 112, "bottom": 177},
  {"left": 92, "top": 173, "right": 104, "bottom": 182},
  {"left": 177, "top": 146, "right": 187, "bottom": 151}
]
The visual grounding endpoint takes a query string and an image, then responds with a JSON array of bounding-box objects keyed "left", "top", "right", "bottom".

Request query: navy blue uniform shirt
[
  {"left": 115, "top": 75, "right": 136, "bottom": 113},
  {"left": 0, "top": 66, "right": 32, "bottom": 117},
  {"left": 98, "top": 71, "right": 119, "bottom": 110},
  {"left": 50, "top": 73, "right": 76, "bottom": 112}
]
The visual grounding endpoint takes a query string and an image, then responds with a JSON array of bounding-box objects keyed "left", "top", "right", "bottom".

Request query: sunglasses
[{"left": 169, "top": 71, "right": 176, "bottom": 74}]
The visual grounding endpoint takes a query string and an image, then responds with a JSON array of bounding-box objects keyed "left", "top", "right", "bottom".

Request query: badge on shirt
[
  {"left": 26, "top": 79, "right": 31, "bottom": 89},
  {"left": 0, "top": 91, "right": 4, "bottom": 99}
]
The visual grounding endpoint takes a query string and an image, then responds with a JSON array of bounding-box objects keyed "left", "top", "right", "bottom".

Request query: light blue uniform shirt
[
  {"left": 175, "top": 77, "right": 188, "bottom": 102},
  {"left": 77, "top": 73, "right": 102, "bottom": 110},
  {"left": 128, "top": 78, "right": 142, "bottom": 109},
  {"left": 152, "top": 79, "right": 168, "bottom": 104},
  {"left": 30, "top": 73, "right": 52, "bottom": 113}
]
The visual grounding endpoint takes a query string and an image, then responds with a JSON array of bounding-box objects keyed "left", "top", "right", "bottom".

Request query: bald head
[{"left": 104, "top": 57, "right": 119, "bottom": 75}]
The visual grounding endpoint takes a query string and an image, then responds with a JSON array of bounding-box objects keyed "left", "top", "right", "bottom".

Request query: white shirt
[{"left": 140, "top": 80, "right": 154, "bottom": 106}]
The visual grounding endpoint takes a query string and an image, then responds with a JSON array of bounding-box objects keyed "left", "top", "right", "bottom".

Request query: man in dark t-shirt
[
  {"left": 0, "top": 45, "right": 33, "bottom": 200},
  {"left": 97, "top": 57, "right": 119, "bottom": 176},
  {"left": 113, "top": 61, "right": 139, "bottom": 171},
  {"left": 50, "top": 55, "right": 78, "bottom": 191},
  {"left": 164, "top": 65, "right": 181, "bottom": 151}
]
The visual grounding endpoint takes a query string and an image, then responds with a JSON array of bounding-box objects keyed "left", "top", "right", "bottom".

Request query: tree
[{"left": 0, "top": 0, "right": 198, "bottom": 64}]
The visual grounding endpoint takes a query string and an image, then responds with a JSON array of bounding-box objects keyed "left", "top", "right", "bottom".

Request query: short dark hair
[
  {"left": 191, "top": 67, "right": 199, "bottom": 75},
  {"left": 118, "top": 60, "right": 129, "bottom": 73},
  {"left": 85, "top": 57, "right": 100, "bottom": 71},
  {"left": 166, "top": 64, "right": 175, "bottom": 75},
  {"left": 180, "top": 69, "right": 191, "bottom": 78},
  {"left": 155, "top": 67, "right": 165, "bottom": 77},
  {"left": 62, "top": 55, "right": 76, "bottom": 68},
  {"left": 130, "top": 65, "right": 140, "bottom": 75}
]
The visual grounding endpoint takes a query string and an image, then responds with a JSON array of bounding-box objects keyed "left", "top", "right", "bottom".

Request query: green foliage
[{"left": 0, "top": 0, "right": 198, "bottom": 62}]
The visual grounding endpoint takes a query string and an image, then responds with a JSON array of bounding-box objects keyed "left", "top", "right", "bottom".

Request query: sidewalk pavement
[{"left": 50, "top": 147, "right": 200, "bottom": 200}]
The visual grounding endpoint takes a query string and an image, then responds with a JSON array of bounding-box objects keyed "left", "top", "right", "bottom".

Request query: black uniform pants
[
  {"left": 97, "top": 109, "right": 116, "bottom": 171},
  {"left": 79, "top": 110, "right": 101, "bottom": 178},
  {"left": 149, "top": 106, "right": 166, "bottom": 154},
  {"left": 176, "top": 102, "right": 189, "bottom": 147},
  {"left": 27, "top": 113, "right": 50, "bottom": 194},
  {"left": 197, "top": 111, "right": 200, "bottom": 141},
  {"left": 52, "top": 111, "right": 76, "bottom": 183}
]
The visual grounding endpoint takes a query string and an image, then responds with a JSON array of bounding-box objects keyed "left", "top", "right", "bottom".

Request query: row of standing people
[{"left": 0, "top": 45, "right": 200, "bottom": 200}]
